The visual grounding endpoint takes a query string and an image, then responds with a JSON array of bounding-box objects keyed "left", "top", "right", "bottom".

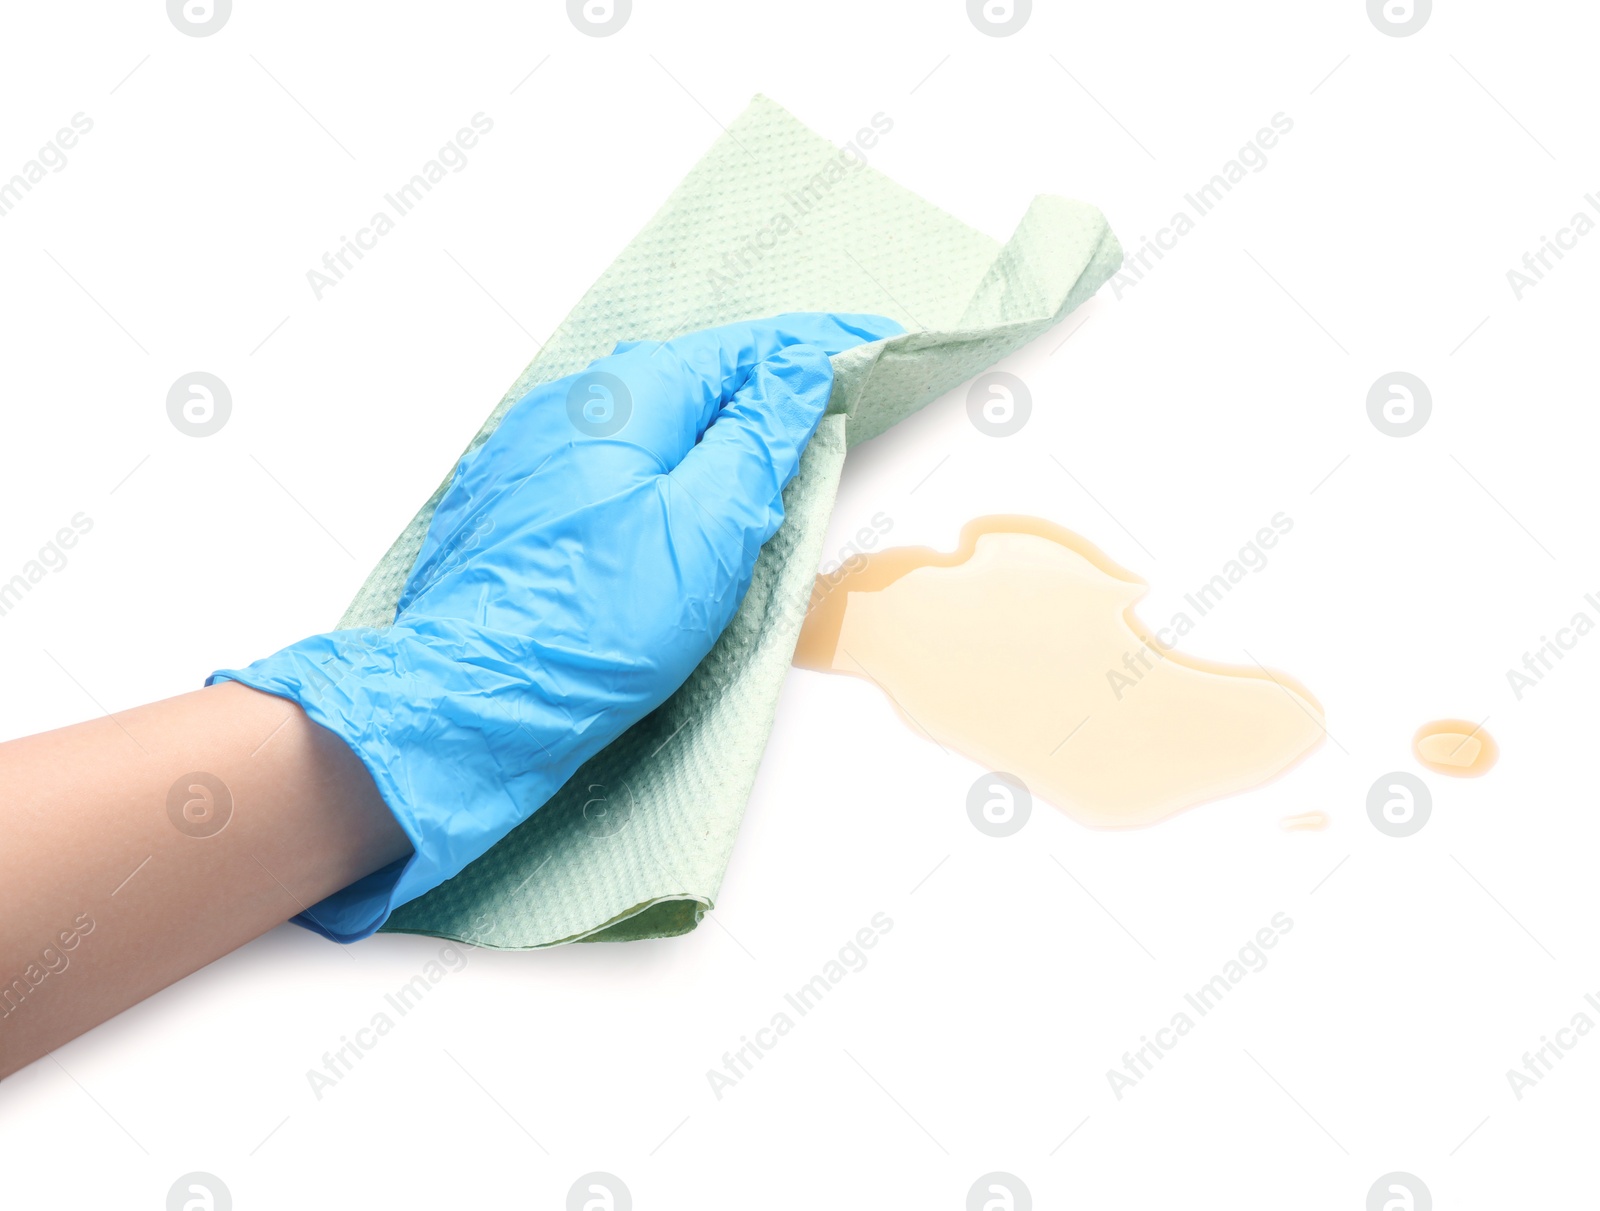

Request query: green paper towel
[{"left": 343, "top": 95, "right": 1121, "bottom": 947}]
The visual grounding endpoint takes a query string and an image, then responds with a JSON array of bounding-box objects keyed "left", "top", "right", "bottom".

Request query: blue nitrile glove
[{"left": 209, "top": 312, "right": 903, "bottom": 941}]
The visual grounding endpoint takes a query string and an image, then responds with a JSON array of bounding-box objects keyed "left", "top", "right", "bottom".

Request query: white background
[{"left": 1, "top": 1, "right": 1596, "bottom": 1207}]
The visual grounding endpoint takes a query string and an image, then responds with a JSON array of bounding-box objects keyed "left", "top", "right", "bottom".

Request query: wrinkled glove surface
[{"left": 210, "top": 312, "right": 903, "bottom": 940}]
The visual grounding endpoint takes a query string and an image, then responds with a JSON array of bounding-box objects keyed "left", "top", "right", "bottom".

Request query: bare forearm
[{"left": 0, "top": 681, "right": 411, "bottom": 1079}]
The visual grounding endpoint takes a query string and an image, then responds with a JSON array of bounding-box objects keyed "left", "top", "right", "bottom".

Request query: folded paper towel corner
[{"left": 347, "top": 94, "right": 1122, "bottom": 947}]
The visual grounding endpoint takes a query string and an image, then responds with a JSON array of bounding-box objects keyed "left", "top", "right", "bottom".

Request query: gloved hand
[{"left": 210, "top": 312, "right": 904, "bottom": 940}]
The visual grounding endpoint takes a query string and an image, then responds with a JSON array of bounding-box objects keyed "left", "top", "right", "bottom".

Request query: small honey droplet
[
  {"left": 1279, "top": 810, "right": 1330, "bottom": 832},
  {"left": 1413, "top": 719, "right": 1498, "bottom": 777}
]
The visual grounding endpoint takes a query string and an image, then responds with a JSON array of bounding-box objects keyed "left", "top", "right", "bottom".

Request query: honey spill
[
  {"left": 1413, "top": 719, "right": 1498, "bottom": 777},
  {"left": 794, "top": 516, "right": 1327, "bottom": 828}
]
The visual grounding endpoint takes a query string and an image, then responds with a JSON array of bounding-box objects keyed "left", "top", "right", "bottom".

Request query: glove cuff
[{"left": 208, "top": 625, "right": 586, "bottom": 942}]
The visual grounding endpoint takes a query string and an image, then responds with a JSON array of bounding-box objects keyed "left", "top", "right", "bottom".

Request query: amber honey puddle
[{"left": 795, "top": 516, "right": 1327, "bottom": 828}]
